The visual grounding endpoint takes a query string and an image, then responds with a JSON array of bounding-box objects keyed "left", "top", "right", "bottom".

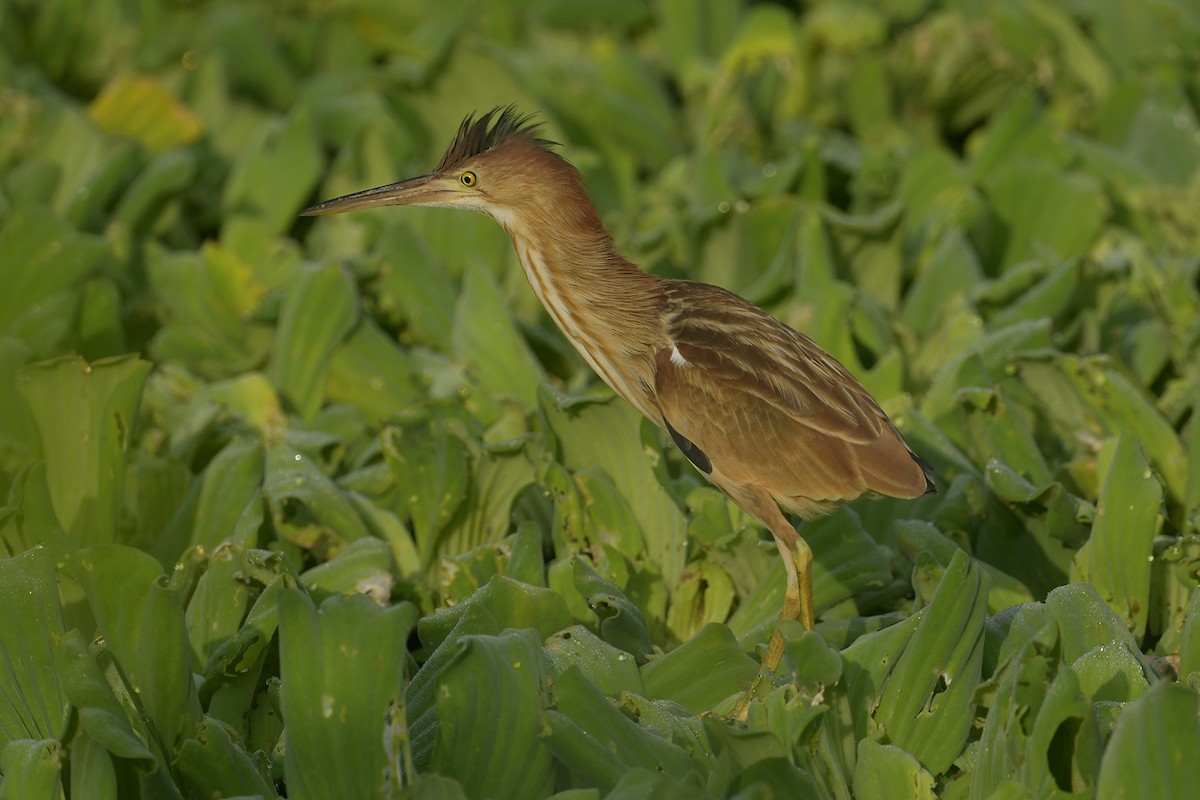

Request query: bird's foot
[{"left": 727, "top": 627, "right": 790, "bottom": 722}]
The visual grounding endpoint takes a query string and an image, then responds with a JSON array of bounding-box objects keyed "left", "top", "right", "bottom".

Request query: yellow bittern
[{"left": 302, "top": 107, "right": 935, "bottom": 678}]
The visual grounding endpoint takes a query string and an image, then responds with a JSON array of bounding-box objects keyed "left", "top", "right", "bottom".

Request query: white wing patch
[{"left": 670, "top": 343, "right": 690, "bottom": 368}]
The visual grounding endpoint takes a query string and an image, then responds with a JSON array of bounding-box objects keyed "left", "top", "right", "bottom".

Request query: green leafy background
[{"left": 2, "top": 0, "right": 1199, "bottom": 797}]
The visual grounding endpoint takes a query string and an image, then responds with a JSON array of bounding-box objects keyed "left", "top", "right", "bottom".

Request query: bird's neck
[{"left": 499, "top": 216, "right": 665, "bottom": 416}]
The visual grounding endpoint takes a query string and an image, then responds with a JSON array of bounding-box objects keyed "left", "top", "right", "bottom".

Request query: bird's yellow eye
[{"left": 460, "top": 171, "right": 477, "bottom": 187}]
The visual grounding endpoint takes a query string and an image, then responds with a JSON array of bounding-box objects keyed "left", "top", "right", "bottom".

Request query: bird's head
[{"left": 301, "top": 106, "right": 580, "bottom": 230}]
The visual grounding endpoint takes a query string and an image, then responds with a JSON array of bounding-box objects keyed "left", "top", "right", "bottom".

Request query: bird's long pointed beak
[{"left": 300, "top": 174, "right": 444, "bottom": 216}]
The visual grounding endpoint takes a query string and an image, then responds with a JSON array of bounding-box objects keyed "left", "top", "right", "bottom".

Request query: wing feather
[
  {"left": 664, "top": 282, "right": 883, "bottom": 442},
  {"left": 655, "top": 281, "right": 931, "bottom": 506}
]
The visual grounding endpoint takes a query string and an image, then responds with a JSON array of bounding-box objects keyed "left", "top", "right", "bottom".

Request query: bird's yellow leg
[
  {"left": 762, "top": 533, "right": 813, "bottom": 672},
  {"left": 730, "top": 511, "right": 815, "bottom": 720}
]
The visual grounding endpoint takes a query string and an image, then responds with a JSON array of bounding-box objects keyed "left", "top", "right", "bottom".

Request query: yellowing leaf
[
  {"left": 202, "top": 242, "right": 267, "bottom": 317},
  {"left": 88, "top": 75, "right": 203, "bottom": 152}
]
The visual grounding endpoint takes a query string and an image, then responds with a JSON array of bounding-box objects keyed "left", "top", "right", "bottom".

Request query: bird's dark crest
[{"left": 435, "top": 106, "right": 558, "bottom": 172}]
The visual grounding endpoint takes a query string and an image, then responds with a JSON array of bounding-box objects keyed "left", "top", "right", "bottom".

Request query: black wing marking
[
  {"left": 911, "top": 450, "right": 937, "bottom": 495},
  {"left": 662, "top": 415, "right": 712, "bottom": 475}
]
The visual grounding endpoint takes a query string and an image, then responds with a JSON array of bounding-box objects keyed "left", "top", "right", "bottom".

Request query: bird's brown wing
[{"left": 654, "top": 282, "right": 931, "bottom": 509}]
